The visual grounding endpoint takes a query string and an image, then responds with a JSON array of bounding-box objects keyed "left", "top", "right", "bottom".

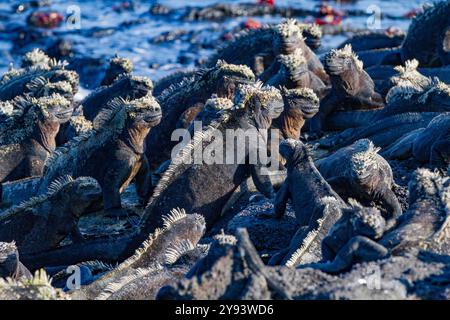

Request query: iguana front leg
[
  {"left": 430, "top": 139, "right": 450, "bottom": 169},
  {"left": 306, "top": 235, "right": 389, "bottom": 274},
  {"left": 274, "top": 181, "right": 290, "bottom": 219},
  {"left": 250, "top": 163, "right": 275, "bottom": 199},
  {"left": 103, "top": 159, "right": 132, "bottom": 217},
  {"left": 309, "top": 94, "right": 342, "bottom": 138},
  {"left": 326, "top": 176, "right": 352, "bottom": 198},
  {"left": 377, "top": 186, "right": 402, "bottom": 230},
  {"left": 135, "top": 155, "right": 152, "bottom": 204}
]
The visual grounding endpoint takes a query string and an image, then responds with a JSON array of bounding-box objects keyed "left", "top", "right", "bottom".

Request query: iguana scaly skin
[
  {"left": 0, "top": 242, "right": 32, "bottom": 280},
  {"left": 265, "top": 48, "right": 327, "bottom": 98},
  {"left": 70, "top": 209, "right": 206, "bottom": 300},
  {"left": 319, "top": 200, "right": 386, "bottom": 263},
  {"left": 0, "top": 269, "right": 68, "bottom": 300},
  {"left": 144, "top": 83, "right": 283, "bottom": 231},
  {"left": 0, "top": 59, "right": 78, "bottom": 101},
  {"left": 272, "top": 88, "right": 319, "bottom": 140},
  {"left": 207, "top": 20, "right": 328, "bottom": 82},
  {"left": 0, "top": 94, "right": 73, "bottom": 183},
  {"left": 21, "top": 49, "right": 51, "bottom": 69},
  {"left": 40, "top": 95, "right": 162, "bottom": 216},
  {"left": 0, "top": 176, "right": 101, "bottom": 255},
  {"left": 81, "top": 74, "right": 154, "bottom": 121},
  {"left": 100, "top": 55, "right": 134, "bottom": 86},
  {"left": 145, "top": 61, "right": 256, "bottom": 169},
  {"left": 309, "top": 168, "right": 450, "bottom": 273},
  {"left": 316, "top": 139, "right": 402, "bottom": 229},
  {"left": 338, "top": 29, "right": 405, "bottom": 53},
  {"left": 412, "top": 113, "right": 450, "bottom": 168},
  {"left": 319, "top": 112, "right": 443, "bottom": 151},
  {"left": 309, "top": 44, "right": 384, "bottom": 136},
  {"left": 401, "top": 1, "right": 450, "bottom": 67},
  {"left": 157, "top": 229, "right": 292, "bottom": 300},
  {"left": 323, "top": 68, "right": 450, "bottom": 130},
  {"left": 152, "top": 69, "right": 197, "bottom": 97},
  {"left": 269, "top": 139, "right": 347, "bottom": 267}
]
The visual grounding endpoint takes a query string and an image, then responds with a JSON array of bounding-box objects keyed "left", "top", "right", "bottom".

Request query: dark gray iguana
[
  {"left": 401, "top": 1, "right": 450, "bottom": 67},
  {"left": 207, "top": 19, "right": 328, "bottom": 83},
  {"left": 265, "top": 48, "right": 328, "bottom": 99},
  {"left": 268, "top": 139, "right": 347, "bottom": 267},
  {"left": 316, "top": 139, "right": 402, "bottom": 229},
  {"left": 0, "top": 59, "right": 79, "bottom": 102},
  {"left": 0, "top": 94, "right": 73, "bottom": 183},
  {"left": 39, "top": 95, "right": 162, "bottom": 217},
  {"left": 143, "top": 83, "right": 283, "bottom": 231},
  {"left": 0, "top": 176, "right": 101, "bottom": 255},
  {"left": 0, "top": 241, "right": 32, "bottom": 280},
  {"left": 309, "top": 44, "right": 384, "bottom": 137},
  {"left": 308, "top": 168, "right": 450, "bottom": 273},
  {"left": 81, "top": 74, "right": 154, "bottom": 121},
  {"left": 382, "top": 113, "right": 450, "bottom": 169},
  {"left": 100, "top": 55, "right": 134, "bottom": 87},
  {"left": 69, "top": 209, "right": 206, "bottom": 300},
  {"left": 145, "top": 60, "right": 256, "bottom": 169},
  {"left": 271, "top": 88, "right": 319, "bottom": 140}
]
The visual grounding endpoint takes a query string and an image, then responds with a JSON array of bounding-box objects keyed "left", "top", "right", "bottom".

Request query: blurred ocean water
[{"left": 0, "top": 0, "right": 439, "bottom": 83}]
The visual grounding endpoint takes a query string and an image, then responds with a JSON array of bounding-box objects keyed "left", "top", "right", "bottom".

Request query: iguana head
[
  {"left": 34, "top": 93, "right": 73, "bottom": 123},
  {"left": 27, "top": 77, "right": 74, "bottom": 100},
  {"left": 48, "top": 176, "right": 102, "bottom": 218},
  {"left": 207, "top": 60, "right": 255, "bottom": 99},
  {"left": 273, "top": 19, "right": 305, "bottom": 55},
  {"left": 282, "top": 87, "right": 319, "bottom": 119},
  {"left": 391, "top": 59, "right": 431, "bottom": 91},
  {"left": 21, "top": 48, "right": 51, "bottom": 69},
  {"left": 117, "top": 74, "right": 154, "bottom": 100},
  {"left": 0, "top": 242, "right": 18, "bottom": 279},
  {"left": 279, "top": 138, "right": 311, "bottom": 166},
  {"left": 102, "top": 55, "right": 134, "bottom": 86},
  {"left": 348, "top": 199, "right": 386, "bottom": 240},
  {"left": 233, "top": 82, "right": 283, "bottom": 129},
  {"left": 325, "top": 44, "right": 363, "bottom": 76},
  {"left": 277, "top": 48, "right": 309, "bottom": 85},
  {"left": 124, "top": 94, "right": 162, "bottom": 128},
  {"left": 348, "top": 139, "right": 381, "bottom": 185},
  {"left": 418, "top": 78, "right": 450, "bottom": 110},
  {"left": 297, "top": 23, "right": 322, "bottom": 50}
]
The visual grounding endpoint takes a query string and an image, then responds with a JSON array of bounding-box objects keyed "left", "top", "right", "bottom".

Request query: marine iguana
[
  {"left": 21, "top": 48, "right": 51, "bottom": 69},
  {"left": 0, "top": 241, "right": 32, "bottom": 280},
  {"left": 0, "top": 176, "right": 101, "bottom": 255},
  {"left": 269, "top": 139, "right": 347, "bottom": 267},
  {"left": 81, "top": 74, "right": 154, "bottom": 121},
  {"left": 338, "top": 29, "right": 405, "bottom": 53},
  {"left": 100, "top": 55, "right": 134, "bottom": 86},
  {"left": 207, "top": 20, "right": 328, "bottom": 83},
  {"left": 323, "top": 65, "right": 450, "bottom": 130},
  {"left": 70, "top": 209, "right": 206, "bottom": 300},
  {"left": 271, "top": 88, "right": 319, "bottom": 140},
  {"left": 144, "top": 84, "right": 283, "bottom": 231},
  {"left": 152, "top": 69, "right": 197, "bottom": 97},
  {"left": 0, "top": 94, "right": 73, "bottom": 183},
  {"left": 0, "top": 269, "right": 68, "bottom": 300},
  {"left": 265, "top": 48, "right": 327, "bottom": 98},
  {"left": 319, "top": 199, "right": 386, "bottom": 263},
  {"left": 401, "top": 1, "right": 450, "bottom": 67},
  {"left": 145, "top": 60, "right": 256, "bottom": 169},
  {"left": 0, "top": 59, "right": 79, "bottom": 101},
  {"left": 323, "top": 112, "right": 443, "bottom": 151},
  {"left": 157, "top": 229, "right": 291, "bottom": 300},
  {"left": 308, "top": 168, "right": 450, "bottom": 273},
  {"left": 316, "top": 139, "right": 402, "bottom": 229},
  {"left": 40, "top": 95, "right": 162, "bottom": 217},
  {"left": 309, "top": 44, "right": 384, "bottom": 137}
]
